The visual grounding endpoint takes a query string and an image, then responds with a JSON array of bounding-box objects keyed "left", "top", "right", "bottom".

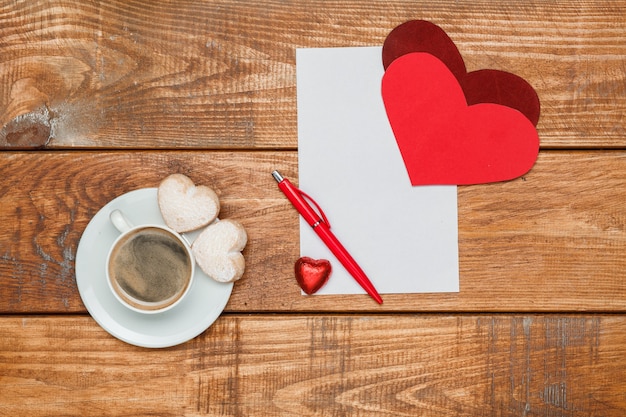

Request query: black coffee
[{"left": 109, "top": 227, "right": 192, "bottom": 311}]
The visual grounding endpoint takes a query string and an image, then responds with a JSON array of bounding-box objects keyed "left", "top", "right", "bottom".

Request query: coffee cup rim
[{"left": 106, "top": 223, "right": 195, "bottom": 314}]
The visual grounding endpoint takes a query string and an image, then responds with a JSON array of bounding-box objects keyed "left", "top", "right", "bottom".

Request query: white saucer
[{"left": 76, "top": 188, "right": 233, "bottom": 348}]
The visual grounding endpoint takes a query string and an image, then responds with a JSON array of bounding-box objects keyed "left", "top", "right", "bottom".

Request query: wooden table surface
[{"left": 1, "top": 1, "right": 625, "bottom": 415}]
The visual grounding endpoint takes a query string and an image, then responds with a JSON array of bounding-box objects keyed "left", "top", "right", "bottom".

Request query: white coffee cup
[{"left": 106, "top": 209, "right": 195, "bottom": 314}]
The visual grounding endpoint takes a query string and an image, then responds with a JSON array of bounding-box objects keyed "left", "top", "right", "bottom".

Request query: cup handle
[{"left": 110, "top": 209, "right": 134, "bottom": 234}]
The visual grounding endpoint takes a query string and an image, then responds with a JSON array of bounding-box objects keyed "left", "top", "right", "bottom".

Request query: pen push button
[{"left": 272, "top": 171, "right": 330, "bottom": 229}]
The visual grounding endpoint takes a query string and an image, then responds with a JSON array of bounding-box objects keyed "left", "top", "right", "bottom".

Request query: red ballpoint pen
[{"left": 272, "top": 170, "right": 383, "bottom": 304}]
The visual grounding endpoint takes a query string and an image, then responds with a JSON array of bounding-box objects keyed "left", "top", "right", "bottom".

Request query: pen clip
[{"left": 298, "top": 189, "right": 331, "bottom": 229}]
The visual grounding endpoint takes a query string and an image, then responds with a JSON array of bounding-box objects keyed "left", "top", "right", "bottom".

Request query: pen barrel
[
  {"left": 277, "top": 179, "right": 321, "bottom": 226},
  {"left": 273, "top": 172, "right": 382, "bottom": 304},
  {"left": 314, "top": 223, "right": 383, "bottom": 304}
]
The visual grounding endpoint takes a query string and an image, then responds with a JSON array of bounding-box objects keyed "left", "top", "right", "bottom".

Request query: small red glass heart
[{"left": 295, "top": 257, "right": 332, "bottom": 295}]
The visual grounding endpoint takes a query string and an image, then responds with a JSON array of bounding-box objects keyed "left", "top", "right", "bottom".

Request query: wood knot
[{"left": 1, "top": 106, "right": 53, "bottom": 148}]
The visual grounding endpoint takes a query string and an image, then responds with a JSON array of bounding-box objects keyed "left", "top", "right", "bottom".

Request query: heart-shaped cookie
[
  {"left": 158, "top": 174, "right": 220, "bottom": 233},
  {"left": 192, "top": 219, "right": 247, "bottom": 283},
  {"left": 382, "top": 52, "right": 539, "bottom": 185},
  {"left": 382, "top": 20, "right": 540, "bottom": 126},
  {"left": 294, "top": 257, "right": 331, "bottom": 295}
]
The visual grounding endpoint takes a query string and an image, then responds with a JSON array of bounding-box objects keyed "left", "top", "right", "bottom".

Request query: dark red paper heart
[
  {"left": 382, "top": 20, "right": 540, "bottom": 126},
  {"left": 295, "top": 257, "right": 332, "bottom": 295},
  {"left": 382, "top": 52, "right": 539, "bottom": 185}
]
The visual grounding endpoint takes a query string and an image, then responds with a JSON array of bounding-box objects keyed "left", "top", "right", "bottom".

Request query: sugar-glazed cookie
[
  {"left": 192, "top": 219, "right": 247, "bottom": 283},
  {"left": 157, "top": 174, "right": 220, "bottom": 233}
]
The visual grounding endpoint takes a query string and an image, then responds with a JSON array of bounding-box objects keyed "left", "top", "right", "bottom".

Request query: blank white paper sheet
[{"left": 296, "top": 46, "right": 459, "bottom": 295}]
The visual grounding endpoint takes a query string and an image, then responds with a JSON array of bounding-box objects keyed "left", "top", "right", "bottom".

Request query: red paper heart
[
  {"left": 382, "top": 20, "right": 540, "bottom": 126},
  {"left": 382, "top": 52, "right": 539, "bottom": 185},
  {"left": 383, "top": 20, "right": 466, "bottom": 79},
  {"left": 295, "top": 257, "right": 332, "bottom": 295}
]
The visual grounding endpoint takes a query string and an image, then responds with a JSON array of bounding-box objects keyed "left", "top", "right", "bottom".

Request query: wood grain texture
[
  {"left": 1, "top": 2, "right": 625, "bottom": 413},
  {"left": 0, "top": 0, "right": 624, "bottom": 149},
  {"left": 0, "top": 315, "right": 624, "bottom": 416},
  {"left": 1, "top": 150, "right": 625, "bottom": 314},
  {"left": 0, "top": 150, "right": 298, "bottom": 313}
]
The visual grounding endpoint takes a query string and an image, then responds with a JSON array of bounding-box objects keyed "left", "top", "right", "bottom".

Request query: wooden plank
[
  {"left": 0, "top": 1, "right": 624, "bottom": 149},
  {"left": 0, "top": 150, "right": 298, "bottom": 313},
  {"left": 1, "top": 150, "right": 626, "bottom": 313},
  {"left": 0, "top": 314, "right": 624, "bottom": 416}
]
